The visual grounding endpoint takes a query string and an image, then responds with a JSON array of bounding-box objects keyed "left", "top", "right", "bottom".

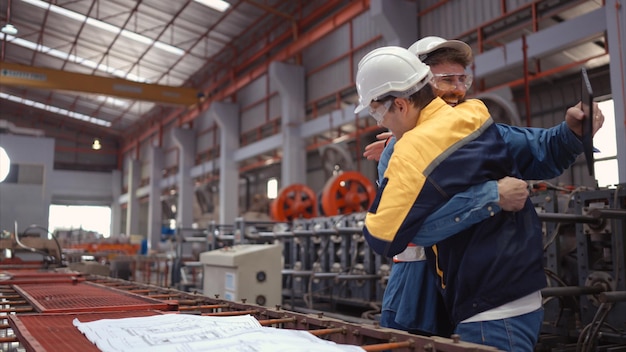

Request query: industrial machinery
[
  {"left": 270, "top": 183, "right": 319, "bottom": 221},
  {"left": 270, "top": 171, "right": 377, "bottom": 221},
  {"left": 282, "top": 212, "right": 388, "bottom": 312},
  {"left": 532, "top": 185, "right": 626, "bottom": 351},
  {"left": 0, "top": 224, "right": 63, "bottom": 270},
  {"left": 229, "top": 184, "right": 626, "bottom": 351}
]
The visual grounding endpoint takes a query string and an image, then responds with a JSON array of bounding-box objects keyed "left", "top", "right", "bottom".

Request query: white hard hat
[
  {"left": 408, "top": 36, "right": 472, "bottom": 62},
  {"left": 354, "top": 46, "right": 432, "bottom": 114}
]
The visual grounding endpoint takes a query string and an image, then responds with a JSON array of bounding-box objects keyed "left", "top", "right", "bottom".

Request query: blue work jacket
[{"left": 367, "top": 97, "right": 583, "bottom": 324}]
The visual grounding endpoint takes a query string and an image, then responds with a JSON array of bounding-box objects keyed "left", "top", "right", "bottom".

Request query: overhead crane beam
[{"left": 0, "top": 62, "right": 201, "bottom": 106}]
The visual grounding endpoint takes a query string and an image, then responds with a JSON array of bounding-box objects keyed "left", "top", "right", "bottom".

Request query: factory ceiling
[
  {"left": 0, "top": 0, "right": 610, "bottom": 172},
  {"left": 0, "top": 0, "right": 364, "bottom": 170}
]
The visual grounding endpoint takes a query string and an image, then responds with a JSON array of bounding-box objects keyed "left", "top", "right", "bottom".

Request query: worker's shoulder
[{"left": 456, "top": 98, "right": 489, "bottom": 116}]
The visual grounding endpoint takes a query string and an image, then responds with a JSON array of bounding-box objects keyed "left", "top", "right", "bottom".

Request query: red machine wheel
[
  {"left": 270, "top": 184, "right": 318, "bottom": 221},
  {"left": 320, "top": 171, "right": 376, "bottom": 216}
]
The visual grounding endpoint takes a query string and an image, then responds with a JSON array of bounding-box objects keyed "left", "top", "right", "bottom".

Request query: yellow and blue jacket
[{"left": 363, "top": 97, "right": 547, "bottom": 324}]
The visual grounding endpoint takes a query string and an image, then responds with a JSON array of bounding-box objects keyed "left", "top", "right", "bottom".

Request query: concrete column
[
  {"left": 147, "top": 146, "right": 164, "bottom": 251},
  {"left": 370, "top": 0, "right": 417, "bottom": 47},
  {"left": 172, "top": 128, "right": 195, "bottom": 228},
  {"left": 606, "top": 0, "right": 626, "bottom": 183},
  {"left": 269, "top": 61, "right": 306, "bottom": 186},
  {"left": 125, "top": 159, "right": 140, "bottom": 236},
  {"left": 110, "top": 169, "right": 122, "bottom": 238},
  {"left": 209, "top": 102, "right": 240, "bottom": 224}
]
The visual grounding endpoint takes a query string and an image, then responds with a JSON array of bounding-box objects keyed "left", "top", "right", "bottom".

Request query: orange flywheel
[
  {"left": 270, "top": 184, "right": 318, "bottom": 221},
  {"left": 320, "top": 171, "right": 376, "bottom": 216}
]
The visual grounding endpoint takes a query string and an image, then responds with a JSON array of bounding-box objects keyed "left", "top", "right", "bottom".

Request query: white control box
[{"left": 200, "top": 244, "right": 282, "bottom": 307}]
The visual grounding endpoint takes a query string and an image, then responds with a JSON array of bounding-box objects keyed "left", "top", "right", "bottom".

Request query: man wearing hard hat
[{"left": 355, "top": 44, "right": 603, "bottom": 351}]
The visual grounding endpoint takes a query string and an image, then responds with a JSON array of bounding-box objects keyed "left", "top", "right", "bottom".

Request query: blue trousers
[{"left": 454, "top": 308, "right": 544, "bottom": 351}]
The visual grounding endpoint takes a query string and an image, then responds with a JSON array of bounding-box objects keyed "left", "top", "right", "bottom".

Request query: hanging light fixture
[
  {"left": 1, "top": 23, "right": 18, "bottom": 35},
  {"left": 92, "top": 139, "right": 102, "bottom": 150},
  {"left": 1, "top": 0, "right": 18, "bottom": 35}
]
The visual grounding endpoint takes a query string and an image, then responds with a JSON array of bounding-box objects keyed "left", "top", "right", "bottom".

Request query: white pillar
[
  {"left": 147, "top": 146, "right": 164, "bottom": 251},
  {"left": 210, "top": 102, "right": 240, "bottom": 224},
  {"left": 172, "top": 128, "right": 196, "bottom": 228},
  {"left": 270, "top": 61, "right": 307, "bottom": 186},
  {"left": 110, "top": 169, "right": 122, "bottom": 237},
  {"left": 370, "top": 0, "right": 417, "bottom": 47},
  {"left": 125, "top": 159, "right": 140, "bottom": 236}
]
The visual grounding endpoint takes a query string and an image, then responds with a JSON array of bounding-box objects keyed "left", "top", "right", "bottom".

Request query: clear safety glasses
[
  {"left": 368, "top": 100, "right": 392, "bottom": 124},
  {"left": 431, "top": 73, "right": 473, "bottom": 92}
]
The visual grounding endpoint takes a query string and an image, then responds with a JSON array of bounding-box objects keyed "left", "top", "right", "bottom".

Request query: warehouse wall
[
  {"left": 0, "top": 133, "right": 54, "bottom": 233},
  {"left": 0, "top": 133, "right": 114, "bottom": 235},
  {"left": 49, "top": 170, "right": 113, "bottom": 206}
]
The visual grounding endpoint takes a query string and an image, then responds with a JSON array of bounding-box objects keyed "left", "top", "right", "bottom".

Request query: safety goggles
[
  {"left": 431, "top": 73, "right": 473, "bottom": 91},
  {"left": 368, "top": 100, "right": 392, "bottom": 124}
]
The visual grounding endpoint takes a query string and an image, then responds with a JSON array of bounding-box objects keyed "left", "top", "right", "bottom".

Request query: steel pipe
[
  {"left": 335, "top": 274, "right": 380, "bottom": 281},
  {"left": 309, "top": 327, "right": 346, "bottom": 337},
  {"left": 362, "top": 341, "right": 414, "bottom": 352},
  {"left": 537, "top": 212, "right": 601, "bottom": 224},
  {"left": 202, "top": 309, "right": 259, "bottom": 316},
  {"left": 588, "top": 208, "right": 626, "bottom": 219},
  {"left": 541, "top": 285, "right": 605, "bottom": 297},
  {"left": 599, "top": 291, "right": 626, "bottom": 303},
  {"left": 281, "top": 270, "right": 314, "bottom": 276}
]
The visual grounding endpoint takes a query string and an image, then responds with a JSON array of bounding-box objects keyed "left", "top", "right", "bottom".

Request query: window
[
  {"left": 594, "top": 100, "right": 618, "bottom": 188},
  {"left": 267, "top": 178, "right": 278, "bottom": 199},
  {"left": 48, "top": 205, "right": 111, "bottom": 238}
]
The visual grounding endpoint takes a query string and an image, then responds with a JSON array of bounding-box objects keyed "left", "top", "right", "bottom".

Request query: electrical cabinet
[{"left": 200, "top": 244, "right": 282, "bottom": 307}]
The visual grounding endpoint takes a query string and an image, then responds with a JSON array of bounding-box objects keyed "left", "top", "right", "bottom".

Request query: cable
[
  {"left": 576, "top": 302, "right": 614, "bottom": 352},
  {"left": 13, "top": 222, "right": 46, "bottom": 254},
  {"left": 361, "top": 301, "right": 381, "bottom": 320},
  {"left": 22, "top": 224, "right": 64, "bottom": 265},
  {"left": 543, "top": 222, "right": 563, "bottom": 252},
  {"left": 543, "top": 268, "right": 581, "bottom": 329}
]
